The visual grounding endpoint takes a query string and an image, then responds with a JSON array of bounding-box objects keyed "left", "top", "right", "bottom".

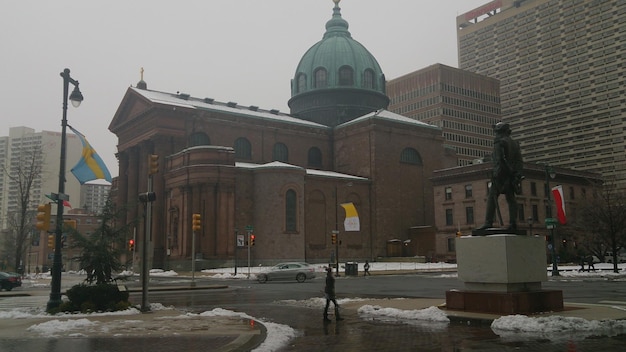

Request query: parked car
[
  {"left": 605, "top": 252, "right": 626, "bottom": 263},
  {"left": 257, "top": 262, "right": 316, "bottom": 283},
  {"left": 0, "top": 271, "right": 22, "bottom": 291}
]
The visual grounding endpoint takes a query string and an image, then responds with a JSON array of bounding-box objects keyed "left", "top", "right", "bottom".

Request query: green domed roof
[{"left": 288, "top": 0, "right": 389, "bottom": 126}]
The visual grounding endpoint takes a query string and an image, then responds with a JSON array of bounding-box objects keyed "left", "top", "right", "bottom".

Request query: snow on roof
[
  {"left": 235, "top": 162, "right": 368, "bottom": 180},
  {"left": 132, "top": 87, "right": 328, "bottom": 129},
  {"left": 339, "top": 109, "right": 441, "bottom": 130}
]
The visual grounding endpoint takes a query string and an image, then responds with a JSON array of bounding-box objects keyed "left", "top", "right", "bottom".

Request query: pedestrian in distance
[
  {"left": 323, "top": 267, "right": 343, "bottom": 322},
  {"left": 363, "top": 260, "right": 371, "bottom": 276}
]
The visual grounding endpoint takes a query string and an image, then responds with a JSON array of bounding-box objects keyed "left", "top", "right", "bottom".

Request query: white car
[{"left": 257, "top": 262, "right": 317, "bottom": 283}]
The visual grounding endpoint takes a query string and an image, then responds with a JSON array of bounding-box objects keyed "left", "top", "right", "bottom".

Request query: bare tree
[
  {"left": 2, "top": 146, "right": 43, "bottom": 273},
  {"left": 577, "top": 181, "right": 626, "bottom": 273}
]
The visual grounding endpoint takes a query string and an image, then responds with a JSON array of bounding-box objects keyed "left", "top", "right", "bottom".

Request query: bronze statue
[{"left": 478, "top": 122, "right": 523, "bottom": 230}]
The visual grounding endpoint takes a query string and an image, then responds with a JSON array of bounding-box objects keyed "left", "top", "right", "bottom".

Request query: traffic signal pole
[{"left": 141, "top": 154, "right": 158, "bottom": 312}]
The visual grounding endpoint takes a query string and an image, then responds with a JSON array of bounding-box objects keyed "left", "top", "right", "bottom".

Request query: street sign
[
  {"left": 237, "top": 234, "right": 245, "bottom": 247},
  {"left": 245, "top": 225, "right": 254, "bottom": 231},
  {"left": 545, "top": 218, "right": 557, "bottom": 229}
]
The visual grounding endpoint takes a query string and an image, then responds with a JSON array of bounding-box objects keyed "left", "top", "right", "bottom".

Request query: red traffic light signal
[
  {"left": 128, "top": 239, "right": 135, "bottom": 251},
  {"left": 250, "top": 234, "right": 255, "bottom": 246}
]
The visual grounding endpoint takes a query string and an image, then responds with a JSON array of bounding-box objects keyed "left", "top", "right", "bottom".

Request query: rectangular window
[
  {"left": 445, "top": 187, "right": 452, "bottom": 200},
  {"left": 465, "top": 206, "right": 474, "bottom": 224},
  {"left": 465, "top": 184, "right": 473, "bottom": 198},
  {"left": 518, "top": 204, "right": 525, "bottom": 222},
  {"left": 569, "top": 186, "right": 575, "bottom": 199},
  {"left": 530, "top": 182, "right": 537, "bottom": 196},
  {"left": 447, "top": 237, "right": 456, "bottom": 252},
  {"left": 445, "top": 209, "right": 454, "bottom": 226},
  {"left": 581, "top": 188, "right": 586, "bottom": 198},
  {"left": 532, "top": 204, "right": 539, "bottom": 222}
]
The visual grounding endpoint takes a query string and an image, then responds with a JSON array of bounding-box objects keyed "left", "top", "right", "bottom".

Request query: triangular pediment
[{"left": 108, "top": 87, "right": 155, "bottom": 133}]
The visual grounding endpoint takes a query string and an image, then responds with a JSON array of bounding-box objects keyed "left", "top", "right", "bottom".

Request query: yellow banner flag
[{"left": 341, "top": 202, "right": 360, "bottom": 232}]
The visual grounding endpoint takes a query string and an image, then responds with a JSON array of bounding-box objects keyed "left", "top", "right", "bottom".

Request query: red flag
[{"left": 551, "top": 185, "right": 566, "bottom": 225}]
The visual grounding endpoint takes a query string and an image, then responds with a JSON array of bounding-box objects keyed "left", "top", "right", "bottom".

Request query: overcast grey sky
[{"left": 1, "top": 0, "right": 488, "bottom": 179}]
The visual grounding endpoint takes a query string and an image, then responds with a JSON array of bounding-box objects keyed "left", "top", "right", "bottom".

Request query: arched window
[
  {"left": 285, "top": 189, "right": 297, "bottom": 232},
  {"left": 363, "top": 69, "right": 375, "bottom": 89},
  {"left": 273, "top": 143, "right": 289, "bottom": 162},
  {"left": 314, "top": 68, "right": 327, "bottom": 88},
  {"left": 190, "top": 132, "right": 210, "bottom": 146},
  {"left": 297, "top": 73, "right": 307, "bottom": 93},
  {"left": 234, "top": 137, "right": 252, "bottom": 159},
  {"left": 307, "top": 147, "right": 322, "bottom": 167},
  {"left": 338, "top": 66, "right": 354, "bottom": 86},
  {"left": 400, "top": 147, "right": 423, "bottom": 165}
]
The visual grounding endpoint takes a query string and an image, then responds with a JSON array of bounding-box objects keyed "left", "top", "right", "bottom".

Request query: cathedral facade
[{"left": 109, "top": 0, "right": 457, "bottom": 269}]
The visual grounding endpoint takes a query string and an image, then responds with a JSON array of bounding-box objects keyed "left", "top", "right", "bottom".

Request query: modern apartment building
[
  {"left": 457, "top": 0, "right": 626, "bottom": 187},
  {"left": 80, "top": 183, "right": 111, "bottom": 215},
  {"left": 387, "top": 64, "right": 500, "bottom": 166},
  {"left": 0, "top": 126, "right": 82, "bottom": 230}
]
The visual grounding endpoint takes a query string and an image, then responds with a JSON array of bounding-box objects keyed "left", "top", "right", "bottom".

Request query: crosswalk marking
[{"left": 0, "top": 296, "right": 48, "bottom": 311}]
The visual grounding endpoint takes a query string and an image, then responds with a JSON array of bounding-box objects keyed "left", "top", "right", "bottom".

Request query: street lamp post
[
  {"left": 47, "top": 68, "right": 83, "bottom": 311},
  {"left": 544, "top": 164, "right": 560, "bottom": 277}
]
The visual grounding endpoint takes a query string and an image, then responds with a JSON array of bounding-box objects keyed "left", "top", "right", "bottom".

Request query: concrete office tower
[
  {"left": 0, "top": 127, "right": 82, "bottom": 230},
  {"left": 457, "top": 0, "right": 626, "bottom": 187},
  {"left": 387, "top": 64, "right": 500, "bottom": 166},
  {"left": 80, "top": 183, "right": 111, "bottom": 215}
]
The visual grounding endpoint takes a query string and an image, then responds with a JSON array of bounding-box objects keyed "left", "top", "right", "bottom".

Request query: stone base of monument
[{"left": 445, "top": 232, "right": 563, "bottom": 315}]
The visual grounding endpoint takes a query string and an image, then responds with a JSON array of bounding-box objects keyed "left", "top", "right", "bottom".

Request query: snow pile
[
  {"left": 492, "top": 314, "right": 626, "bottom": 341},
  {"left": 358, "top": 305, "right": 450, "bottom": 329},
  {"left": 198, "top": 308, "right": 297, "bottom": 352},
  {"left": 27, "top": 318, "right": 98, "bottom": 337}
]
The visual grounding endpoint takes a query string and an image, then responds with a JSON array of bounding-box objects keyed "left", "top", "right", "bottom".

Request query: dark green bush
[{"left": 63, "top": 283, "right": 131, "bottom": 313}]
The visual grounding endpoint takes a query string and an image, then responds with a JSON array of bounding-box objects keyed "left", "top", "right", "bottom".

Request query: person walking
[
  {"left": 363, "top": 260, "right": 371, "bottom": 276},
  {"left": 323, "top": 267, "right": 343, "bottom": 322}
]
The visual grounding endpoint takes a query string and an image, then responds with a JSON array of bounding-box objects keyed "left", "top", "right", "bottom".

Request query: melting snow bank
[
  {"left": 19, "top": 305, "right": 295, "bottom": 350},
  {"left": 358, "top": 305, "right": 450, "bottom": 329},
  {"left": 195, "top": 308, "right": 296, "bottom": 352},
  {"left": 491, "top": 314, "right": 626, "bottom": 341}
]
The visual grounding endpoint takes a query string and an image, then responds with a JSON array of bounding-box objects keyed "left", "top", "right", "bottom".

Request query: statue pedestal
[{"left": 446, "top": 233, "right": 563, "bottom": 314}]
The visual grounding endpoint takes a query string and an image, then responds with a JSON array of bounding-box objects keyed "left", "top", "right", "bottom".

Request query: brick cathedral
[{"left": 108, "top": 0, "right": 456, "bottom": 270}]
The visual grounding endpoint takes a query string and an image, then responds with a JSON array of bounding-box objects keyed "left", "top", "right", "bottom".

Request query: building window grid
[
  {"left": 445, "top": 187, "right": 452, "bottom": 200},
  {"left": 285, "top": 189, "right": 297, "bottom": 232},
  {"left": 445, "top": 209, "right": 454, "bottom": 226}
]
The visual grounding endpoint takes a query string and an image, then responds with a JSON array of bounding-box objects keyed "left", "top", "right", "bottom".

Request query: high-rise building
[
  {"left": 0, "top": 127, "right": 82, "bottom": 230},
  {"left": 387, "top": 64, "right": 500, "bottom": 166},
  {"left": 457, "top": 0, "right": 626, "bottom": 187},
  {"left": 80, "top": 183, "right": 111, "bottom": 215}
]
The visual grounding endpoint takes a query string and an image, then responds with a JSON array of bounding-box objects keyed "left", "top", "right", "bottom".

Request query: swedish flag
[{"left": 68, "top": 125, "right": 112, "bottom": 184}]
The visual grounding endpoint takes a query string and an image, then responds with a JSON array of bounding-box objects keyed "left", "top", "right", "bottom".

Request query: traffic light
[
  {"left": 36, "top": 204, "right": 51, "bottom": 231},
  {"left": 47, "top": 234, "right": 55, "bottom": 249},
  {"left": 456, "top": 231, "right": 462, "bottom": 237},
  {"left": 331, "top": 233, "right": 337, "bottom": 245},
  {"left": 148, "top": 154, "right": 159, "bottom": 175},
  {"left": 192, "top": 213, "right": 201, "bottom": 232},
  {"left": 139, "top": 192, "right": 156, "bottom": 203},
  {"left": 128, "top": 239, "right": 135, "bottom": 251},
  {"left": 250, "top": 234, "right": 255, "bottom": 246}
]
